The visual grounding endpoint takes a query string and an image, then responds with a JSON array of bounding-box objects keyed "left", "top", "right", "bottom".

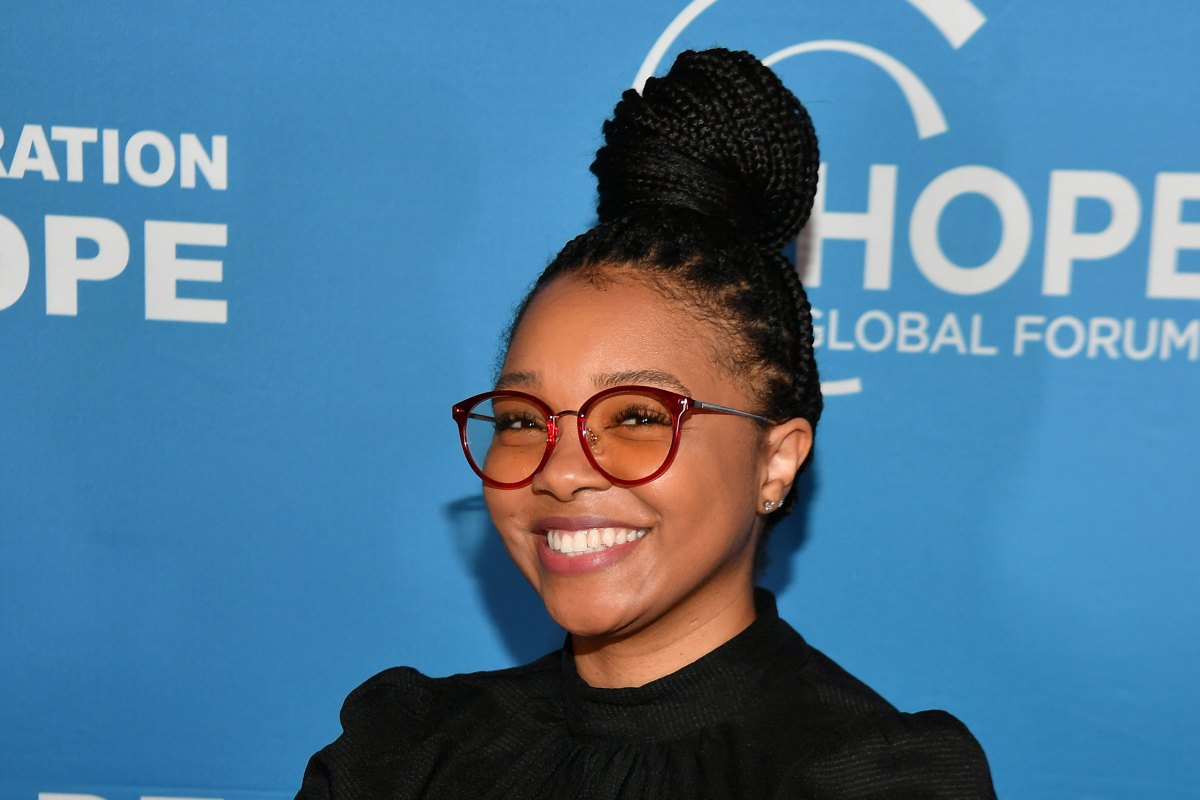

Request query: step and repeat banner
[{"left": 1, "top": 2, "right": 1196, "bottom": 798}]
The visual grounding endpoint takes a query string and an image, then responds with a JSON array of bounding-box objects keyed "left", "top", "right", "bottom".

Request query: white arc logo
[{"left": 634, "top": 0, "right": 989, "bottom": 396}]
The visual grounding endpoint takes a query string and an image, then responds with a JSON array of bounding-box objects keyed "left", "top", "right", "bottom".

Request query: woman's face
[{"left": 484, "top": 272, "right": 808, "bottom": 642}]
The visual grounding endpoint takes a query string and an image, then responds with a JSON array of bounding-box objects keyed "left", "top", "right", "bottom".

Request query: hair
[{"left": 505, "top": 48, "right": 822, "bottom": 553}]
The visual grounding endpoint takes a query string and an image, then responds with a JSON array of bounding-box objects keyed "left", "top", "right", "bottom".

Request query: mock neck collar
[{"left": 559, "top": 589, "right": 807, "bottom": 741}]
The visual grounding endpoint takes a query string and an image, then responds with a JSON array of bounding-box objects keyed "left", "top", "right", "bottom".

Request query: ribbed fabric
[{"left": 297, "top": 591, "right": 996, "bottom": 799}]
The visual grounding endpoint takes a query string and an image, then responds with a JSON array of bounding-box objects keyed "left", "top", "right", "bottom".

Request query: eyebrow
[
  {"left": 494, "top": 371, "right": 540, "bottom": 390},
  {"left": 595, "top": 370, "right": 691, "bottom": 395},
  {"left": 493, "top": 369, "right": 693, "bottom": 396}
]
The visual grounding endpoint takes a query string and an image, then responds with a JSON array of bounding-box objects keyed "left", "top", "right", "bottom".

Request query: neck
[{"left": 571, "top": 583, "right": 757, "bottom": 688}]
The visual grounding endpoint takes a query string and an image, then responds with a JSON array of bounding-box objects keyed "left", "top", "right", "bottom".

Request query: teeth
[{"left": 544, "top": 527, "right": 647, "bottom": 557}]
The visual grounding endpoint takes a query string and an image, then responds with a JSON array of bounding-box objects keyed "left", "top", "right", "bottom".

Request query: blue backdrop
[{"left": 1, "top": 2, "right": 1197, "bottom": 798}]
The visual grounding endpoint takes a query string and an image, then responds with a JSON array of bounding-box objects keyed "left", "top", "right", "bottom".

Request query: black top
[{"left": 297, "top": 592, "right": 995, "bottom": 799}]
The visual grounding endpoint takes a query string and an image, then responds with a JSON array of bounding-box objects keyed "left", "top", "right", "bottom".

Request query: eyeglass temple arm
[{"left": 691, "top": 400, "right": 774, "bottom": 425}]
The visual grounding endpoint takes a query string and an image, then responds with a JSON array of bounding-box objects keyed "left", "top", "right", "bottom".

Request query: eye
[
  {"left": 610, "top": 404, "right": 672, "bottom": 427},
  {"left": 493, "top": 411, "right": 546, "bottom": 432}
]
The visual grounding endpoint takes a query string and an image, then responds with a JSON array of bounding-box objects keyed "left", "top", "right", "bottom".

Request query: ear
[{"left": 758, "top": 418, "right": 813, "bottom": 509}]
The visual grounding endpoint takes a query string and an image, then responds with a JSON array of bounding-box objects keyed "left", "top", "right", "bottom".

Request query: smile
[{"left": 545, "top": 527, "right": 647, "bottom": 556}]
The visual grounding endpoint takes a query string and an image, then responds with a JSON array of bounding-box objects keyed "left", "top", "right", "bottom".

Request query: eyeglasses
[{"left": 452, "top": 385, "right": 773, "bottom": 489}]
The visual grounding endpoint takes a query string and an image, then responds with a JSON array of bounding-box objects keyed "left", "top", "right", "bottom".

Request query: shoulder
[
  {"left": 759, "top": 630, "right": 996, "bottom": 798},
  {"left": 780, "top": 708, "right": 996, "bottom": 799},
  {"left": 296, "top": 654, "right": 562, "bottom": 799},
  {"left": 340, "top": 652, "right": 560, "bottom": 735}
]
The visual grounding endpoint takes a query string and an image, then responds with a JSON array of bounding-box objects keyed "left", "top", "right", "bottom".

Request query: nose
[{"left": 530, "top": 412, "right": 612, "bottom": 500}]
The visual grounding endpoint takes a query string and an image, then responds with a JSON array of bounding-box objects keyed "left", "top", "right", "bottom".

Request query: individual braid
[{"left": 505, "top": 48, "right": 822, "bottom": 536}]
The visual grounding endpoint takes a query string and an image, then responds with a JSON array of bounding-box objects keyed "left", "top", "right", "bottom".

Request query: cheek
[
  {"left": 483, "top": 489, "right": 535, "bottom": 560},
  {"left": 652, "top": 429, "right": 762, "bottom": 525}
]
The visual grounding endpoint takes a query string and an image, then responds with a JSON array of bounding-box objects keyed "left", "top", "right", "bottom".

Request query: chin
[{"left": 538, "top": 581, "right": 641, "bottom": 640}]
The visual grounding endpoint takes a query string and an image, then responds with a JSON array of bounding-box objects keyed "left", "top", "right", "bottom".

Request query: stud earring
[{"left": 762, "top": 499, "right": 781, "bottom": 512}]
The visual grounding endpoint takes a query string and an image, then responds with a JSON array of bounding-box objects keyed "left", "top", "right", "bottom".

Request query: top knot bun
[{"left": 592, "top": 48, "right": 819, "bottom": 251}]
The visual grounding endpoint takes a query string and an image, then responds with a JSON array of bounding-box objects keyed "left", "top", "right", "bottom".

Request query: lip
[{"left": 533, "top": 517, "right": 650, "bottom": 576}]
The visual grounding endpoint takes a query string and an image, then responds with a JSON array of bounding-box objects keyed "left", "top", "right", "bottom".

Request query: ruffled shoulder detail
[
  {"left": 297, "top": 656, "right": 564, "bottom": 800},
  {"left": 341, "top": 651, "right": 562, "bottom": 729},
  {"left": 296, "top": 667, "right": 434, "bottom": 800},
  {"left": 340, "top": 666, "right": 435, "bottom": 730},
  {"left": 780, "top": 708, "right": 996, "bottom": 799}
]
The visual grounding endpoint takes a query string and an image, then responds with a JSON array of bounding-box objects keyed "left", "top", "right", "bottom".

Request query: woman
[{"left": 298, "top": 48, "right": 995, "bottom": 799}]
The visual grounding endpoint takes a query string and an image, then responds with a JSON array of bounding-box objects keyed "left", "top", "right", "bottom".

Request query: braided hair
[{"left": 506, "top": 48, "right": 822, "bottom": 539}]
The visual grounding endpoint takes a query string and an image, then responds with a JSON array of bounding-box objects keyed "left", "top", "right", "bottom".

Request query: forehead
[{"left": 502, "top": 275, "right": 733, "bottom": 399}]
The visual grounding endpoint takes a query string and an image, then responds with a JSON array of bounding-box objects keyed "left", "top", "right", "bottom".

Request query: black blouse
[{"left": 297, "top": 592, "right": 995, "bottom": 799}]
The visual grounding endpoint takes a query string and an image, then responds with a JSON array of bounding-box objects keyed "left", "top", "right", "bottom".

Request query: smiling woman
[
  {"left": 482, "top": 278, "right": 805, "bottom": 681},
  {"left": 297, "top": 48, "right": 996, "bottom": 799}
]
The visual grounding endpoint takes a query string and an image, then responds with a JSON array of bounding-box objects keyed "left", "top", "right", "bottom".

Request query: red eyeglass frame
[{"left": 451, "top": 384, "right": 773, "bottom": 489}]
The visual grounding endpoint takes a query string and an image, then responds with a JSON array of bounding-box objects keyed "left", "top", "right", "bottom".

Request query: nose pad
[{"left": 531, "top": 413, "right": 610, "bottom": 494}]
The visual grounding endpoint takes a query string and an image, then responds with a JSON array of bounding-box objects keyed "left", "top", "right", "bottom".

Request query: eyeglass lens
[{"left": 463, "top": 390, "right": 677, "bottom": 485}]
